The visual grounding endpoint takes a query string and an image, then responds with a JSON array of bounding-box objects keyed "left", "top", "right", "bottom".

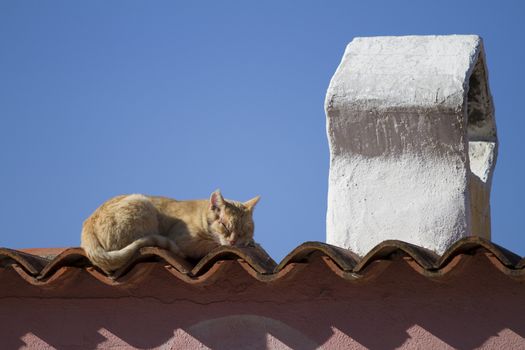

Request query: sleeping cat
[{"left": 81, "top": 190, "right": 260, "bottom": 273}]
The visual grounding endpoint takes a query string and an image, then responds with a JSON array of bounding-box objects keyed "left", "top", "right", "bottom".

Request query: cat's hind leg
[
  {"left": 82, "top": 194, "right": 183, "bottom": 272},
  {"left": 95, "top": 194, "right": 160, "bottom": 251}
]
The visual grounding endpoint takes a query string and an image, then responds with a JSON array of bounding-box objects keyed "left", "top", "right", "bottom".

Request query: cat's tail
[{"left": 81, "top": 225, "right": 182, "bottom": 274}]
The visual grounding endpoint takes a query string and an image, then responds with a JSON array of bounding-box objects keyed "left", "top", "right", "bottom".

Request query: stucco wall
[{"left": 1, "top": 254, "right": 524, "bottom": 349}]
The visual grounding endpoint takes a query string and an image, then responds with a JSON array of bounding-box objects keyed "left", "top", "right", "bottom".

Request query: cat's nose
[{"left": 228, "top": 233, "right": 238, "bottom": 246}]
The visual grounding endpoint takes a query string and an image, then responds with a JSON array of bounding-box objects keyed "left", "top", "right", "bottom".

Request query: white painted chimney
[{"left": 325, "top": 35, "right": 497, "bottom": 256}]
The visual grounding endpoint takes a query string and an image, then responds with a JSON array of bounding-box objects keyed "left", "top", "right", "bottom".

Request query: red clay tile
[{"left": 1, "top": 237, "right": 523, "bottom": 286}]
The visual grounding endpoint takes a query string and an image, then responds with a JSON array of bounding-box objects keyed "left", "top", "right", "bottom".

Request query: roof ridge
[{"left": 1, "top": 239, "right": 524, "bottom": 286}]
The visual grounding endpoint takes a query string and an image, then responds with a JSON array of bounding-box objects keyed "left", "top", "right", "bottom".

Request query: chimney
[{"left": 325, "top": 35, "right": 497, "bottom": 256}]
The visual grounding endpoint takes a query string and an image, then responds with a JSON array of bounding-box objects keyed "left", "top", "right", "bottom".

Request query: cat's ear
[
  {"left": 210, "top": 189, "right": 225, "bottom": 210},
  {"left": 244, "top": 195, "right": 260, "bottom": 212}
]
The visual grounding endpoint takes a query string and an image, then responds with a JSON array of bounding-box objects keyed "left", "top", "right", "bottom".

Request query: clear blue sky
[{"left": 1, "top": 1, "right": 524, "bottom": 261}]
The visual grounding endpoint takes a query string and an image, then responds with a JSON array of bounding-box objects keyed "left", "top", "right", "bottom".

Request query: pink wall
[{"left": 1, "top": 253, "right": 524, "bottom": 349}]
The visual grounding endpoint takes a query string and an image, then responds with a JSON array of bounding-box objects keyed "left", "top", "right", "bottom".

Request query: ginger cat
[{"left": 81, "top": 190, "right": 260, "bottom": 273}]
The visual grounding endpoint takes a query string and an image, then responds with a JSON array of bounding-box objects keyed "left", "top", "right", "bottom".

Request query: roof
[{"left": 1, "top": 237, "right": 524, "bottom": 287}]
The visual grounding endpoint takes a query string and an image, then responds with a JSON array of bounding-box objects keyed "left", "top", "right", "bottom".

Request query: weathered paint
[
  {"left": 325, "top": 35, "right": 498, "bottom": 256},
  {"left": 1, "top": 255, "right": 524, "bottom": 349}
]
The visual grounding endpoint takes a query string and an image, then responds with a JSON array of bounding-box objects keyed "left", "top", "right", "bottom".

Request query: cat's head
[{"left": 207, "top": 190, "right": 260, "bottom": 247}]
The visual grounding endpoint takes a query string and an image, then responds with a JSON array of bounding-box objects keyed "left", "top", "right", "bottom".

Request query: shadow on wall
[
  {"left": 1, "top": 254, "right": 524, "bottom": 349},
  {"left": 181, "top": 315, "right": 320, "bottom": 349}
]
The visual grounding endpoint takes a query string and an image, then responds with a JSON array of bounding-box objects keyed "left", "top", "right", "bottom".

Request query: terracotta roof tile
[
  {"left": 0, "top": 248, "right": 51, "bottom": 275},
  {"left": 1, "top": 237, "right": 524, "bottom": 286},
  {"left": 18, "top": 247, "right": 68, "bottom": 259}
]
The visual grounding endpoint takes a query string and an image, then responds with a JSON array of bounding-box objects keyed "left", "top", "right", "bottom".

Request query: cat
[{"left": 81, "top": 190, "right": 260, "bottom": 273}]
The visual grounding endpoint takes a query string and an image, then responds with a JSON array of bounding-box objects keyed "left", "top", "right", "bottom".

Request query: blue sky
[{"left": 1, "top": 1, "right": 524, "bottom": 261}]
